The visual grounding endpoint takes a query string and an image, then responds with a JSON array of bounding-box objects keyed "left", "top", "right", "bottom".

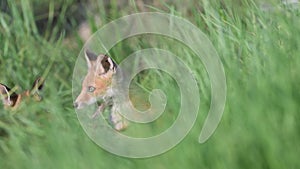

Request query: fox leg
[{"left": 109, "top": 105, "right": 128, "bottom": 131}]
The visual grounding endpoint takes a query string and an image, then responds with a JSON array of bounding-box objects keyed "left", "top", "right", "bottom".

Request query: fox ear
[
  {"left": 85, "top": 49, "right": 98, "bottom": 68},
  {"left": 31, "top": 77, "right": 44, "bottom": 91},
  {"left": 102, "top": 55, "right": 115, "bottom": 71},
  {"left": 30, "top": 77, "right": 44, "bottom": 101},
  {"left": 100, "top": 55, "right": 113, "bottom": 73},
  {"left": 0, "top": 83, "right": 12, "bottom": 106},
  {"left": 95, "top": 54, "right": 116, "bottom": 76}
]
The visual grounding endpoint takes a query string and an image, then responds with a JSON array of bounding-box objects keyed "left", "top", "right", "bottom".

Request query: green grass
[{"left": 1, "top": 0, "right": 300, "bottom": 168}]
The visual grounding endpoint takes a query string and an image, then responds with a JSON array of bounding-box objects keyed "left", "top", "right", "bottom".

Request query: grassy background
[{"left": 0, "top": 0, "right": 299, "bottom": 168}]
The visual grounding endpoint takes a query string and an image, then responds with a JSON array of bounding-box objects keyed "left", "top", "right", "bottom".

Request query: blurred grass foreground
[{"left": 0, "top": 0, "right": 300, "bottom": 169}]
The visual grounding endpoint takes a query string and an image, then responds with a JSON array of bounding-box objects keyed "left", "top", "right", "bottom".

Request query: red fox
[
  {"left": 0, "top": 77, "right": 44, "bottom": 109},
  {"left": 74, "top": 50, "right": 128, "bottom": 131}
]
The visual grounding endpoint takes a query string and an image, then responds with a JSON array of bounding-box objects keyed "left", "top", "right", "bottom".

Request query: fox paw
[{"left": 109, "top": 111, "right": 128, "bottom": 131}]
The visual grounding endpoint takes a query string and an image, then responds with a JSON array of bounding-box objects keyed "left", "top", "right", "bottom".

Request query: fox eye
[{"left": 88, "top": 86, "right": 95, "bottom": 92}]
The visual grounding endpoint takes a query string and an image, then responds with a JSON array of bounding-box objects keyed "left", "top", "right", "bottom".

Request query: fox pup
[
  {"left": 0, "top": 77, "right": 44, "bottom": 109},
  {"left": 74, "top": 50, "right": 127, "bottom": 131}
]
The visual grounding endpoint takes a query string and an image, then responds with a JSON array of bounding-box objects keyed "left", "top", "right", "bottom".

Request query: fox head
[
  {"left": 74, "top": 50, "right": 117, "bottom": 109},
  {"left": 0, "top": 77, "right": 44, "bottom": 109}
]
